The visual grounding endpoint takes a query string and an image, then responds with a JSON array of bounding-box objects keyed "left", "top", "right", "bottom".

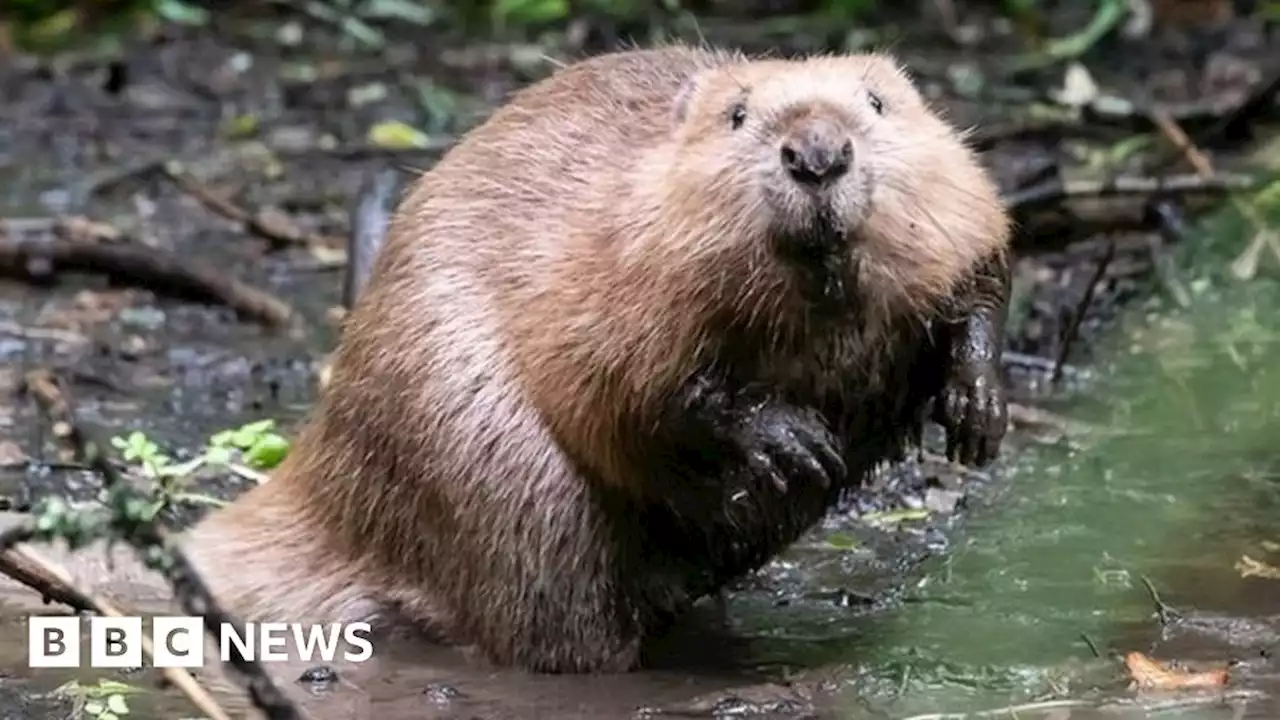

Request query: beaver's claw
[
  {"left": 935, "top": 363, "right": 1007, "bottom": 468},
  {"left": 730, "top": 402, "right": 846, "bottom": 493}
]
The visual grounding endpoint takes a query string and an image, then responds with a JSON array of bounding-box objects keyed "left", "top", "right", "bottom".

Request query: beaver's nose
[{"left": 780, "top": 121, "right": 853, "bottom": 187}]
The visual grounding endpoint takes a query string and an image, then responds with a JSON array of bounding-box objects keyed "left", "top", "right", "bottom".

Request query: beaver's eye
[
  {"left": 867, "top": 91, "right": 884, "bottom": 115},
  {"left": 729, "top": 102, "right": 747, "bottom": 129}
]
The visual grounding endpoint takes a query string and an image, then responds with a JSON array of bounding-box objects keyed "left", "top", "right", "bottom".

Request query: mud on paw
[
  {"left": 935, "top": 362, "right": 1007, "bottom": 468},
  {"left": 727, "top": 400, "right": 846, "bottom": 494}
]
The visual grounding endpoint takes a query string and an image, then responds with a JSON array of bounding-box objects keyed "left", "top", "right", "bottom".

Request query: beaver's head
[{"left": 661, "top": 52, "right": 1010, "bottom": 322}]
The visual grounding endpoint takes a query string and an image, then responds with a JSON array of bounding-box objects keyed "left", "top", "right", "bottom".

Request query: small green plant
[
  {"left": 55, "top": 679, "right": 144, "bottom": 720},
  {"left": 208, "top": 419, "right": 291, "bottom": 470},
  {"left": 111, "top": 431, "right": 172, "bottom": 479},
  {"left": 108, "top": 419, "right": 290, "bottom": 518}
]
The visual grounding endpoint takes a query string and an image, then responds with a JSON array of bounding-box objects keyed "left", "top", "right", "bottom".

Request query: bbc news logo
[{"left": 28, "top": 616, "right": 374, "bottom": 668}]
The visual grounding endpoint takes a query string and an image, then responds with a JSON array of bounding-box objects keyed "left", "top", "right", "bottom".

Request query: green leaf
[
  {"left": 244, "top": 434, "right": 290, "bottom": 469},
  {"left": 155, "top": 0, "right": 211, "bottom": 26},
  {"left": 368, "top": 120, "right": 430, "bottom": 150},
  {"left": 204, "top": 446, "right": 233, "bottom": 466},
  {"left": 105, "top": 693, "right": 130, "bottom": 715},
  {"left": 219, "top": 419, "right": 278, "bottom": 449},
  {"left": 85, "top": 701, "right": 105, "bottom": 716},
  {"left": 220, "top": 114, "right": 260, "bottom": 139},
  {"left": 493, "top": 0, "right": 570, "bottom": 24}
]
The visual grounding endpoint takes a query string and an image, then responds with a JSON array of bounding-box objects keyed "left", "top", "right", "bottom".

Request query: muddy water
[{"left": 803, "top": 230, "right": 1280, "bottom": 718}]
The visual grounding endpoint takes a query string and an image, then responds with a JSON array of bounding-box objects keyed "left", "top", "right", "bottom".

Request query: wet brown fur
[{"left": 182, "top": 44, "right": 1011, "bottom": 673}]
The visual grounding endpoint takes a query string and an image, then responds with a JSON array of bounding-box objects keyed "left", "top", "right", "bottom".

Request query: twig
[
  {"left": 1080, "top": 633, "right": 1102, "bottom": 658},
  {"left": 269, "top": 142, "right": 450, "bottom": 161},
  {"left": 1012, "top": 171, "right": 1260, "bottom": 209},
  {"left": 1003, "top": 350, "right": 1087, "bottom": 379},
  {"left": 0, "top": 320, "right": 88, "bottom": 345},
  {"left": 1150, "top": 110, "right": 1215, "bottom": 177},
  {"left": 3, "top": 538, "right": 234, "bottom": 720},
  {"left": 1148, "top": 109, "right": 1280, "bottom": 280},
  {"left": 0, "top": 537, "right": 95, "bottom": 612},
  {"left": 2, "top": 215, "right": 122, "bottom": 243},
  {"left": 22, "top": 369, "right": 302, "bottom": 720},
  {"left": 1004, "top": 172, "right": 1258, "bottom": 213},
  {"left": 1002, "top": 0, "right": 1128, "bottom": 74},
  {"left": 1053, "top": 237, "right": 1116, "bottom": 384},
  {"left": 963, "top": 66, "right": 1279, "bottom": 165},
  {"left": 0, "top": 523, "right": 38, "bottom": 555},
  {"left": 81, "top": 155, "right": 168, "bottom": 198},
  {"left": 1139, "top": 575, "right": 1182, "bottom": 627},
  {"left": 161, "top": 162, "right": 344, "bottom": 252},
  {"left": 228, "top": 463, "right": 270, "bottom": 484},
  {"left": 0, "top": 231, "right": 295, "bottom": 328},
  {"left": 1162, "top": 68, "right": 1280, "bottom": 164},
  {"left": 970, "top": 119, "right": 1118, "bottom": 151}
]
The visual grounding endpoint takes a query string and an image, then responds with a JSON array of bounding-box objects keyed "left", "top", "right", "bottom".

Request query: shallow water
[{"left": 807, "top": 240, "right": 1280, "bottom": 718}]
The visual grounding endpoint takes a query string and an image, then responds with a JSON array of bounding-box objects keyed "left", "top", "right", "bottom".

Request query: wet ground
[{"left": 1, "top": 3, "right": 1279, "bottom": 719}]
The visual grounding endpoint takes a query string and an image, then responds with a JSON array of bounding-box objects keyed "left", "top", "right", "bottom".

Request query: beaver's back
[
  {"left": 334, "top": 45, "right": 744, "bottom": 473},
  {"left": 380, "top": 46, "right": 733, "bottom": 288},
  {"left": 307, "top": 44, "right": 747, "bottom": 548}
]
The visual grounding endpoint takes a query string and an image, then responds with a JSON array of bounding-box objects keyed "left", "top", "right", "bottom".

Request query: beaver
[{"left": 182, "top": 43, "right": 1013, "bottom": 674}]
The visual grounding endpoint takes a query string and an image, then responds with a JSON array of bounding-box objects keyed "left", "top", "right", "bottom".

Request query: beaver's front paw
[
  {"left": 729, "top": 401, "right": 846, "bottom": 493},
  {"left": 935, "top": 361, "right": 1007, "bottom": 468}
]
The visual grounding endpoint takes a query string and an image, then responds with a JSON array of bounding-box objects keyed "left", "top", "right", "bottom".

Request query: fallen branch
[
  {"left": 1053, "top": 237, "right": 1116, "bottom": 384},
  {"left": 0, "top": 320, "right": 88, "bottom": 345},
  {"left": 967, "top": 65, "right": 1280, "bottom": 152},
  {"left": 1152, "top": 68, "right": 1280, "bottom": 170},
  {"left": 20, "top": 369, "right": 302, "bottom": 720},
  {"left": 161, "top": 162, "right": 344, "bottom": 252},
  {"left": 0, "top": 225, "right": 296, "bottom": 328},
  {"left": 1003, "top": 350, "right": 1087, "bottom": 380},
  {"left": 1004, "top": 171, "right": 1259, "bottom": 213},
  {"left": 1147, "top": 109, "right": 1280, "bottom": 279},
  {"left": 0, "top": 537, "right": 95, "bottom": 613},
  {"left": 0, "top": 537, "right": 233, "bottom": 720},
  {"left": 270, "top": 141, "right": 451, "bottom": 161},
  {"left": 970, "top": 119, "right": 1118, "bottom": 151},
  {"left": 1139, "top": 575, "right": 1182, "bottom": 628}
]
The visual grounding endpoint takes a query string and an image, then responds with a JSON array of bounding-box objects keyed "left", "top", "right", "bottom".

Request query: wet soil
[{"left": 1, "top": 3, "right": 1279, "bottom": 719}]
